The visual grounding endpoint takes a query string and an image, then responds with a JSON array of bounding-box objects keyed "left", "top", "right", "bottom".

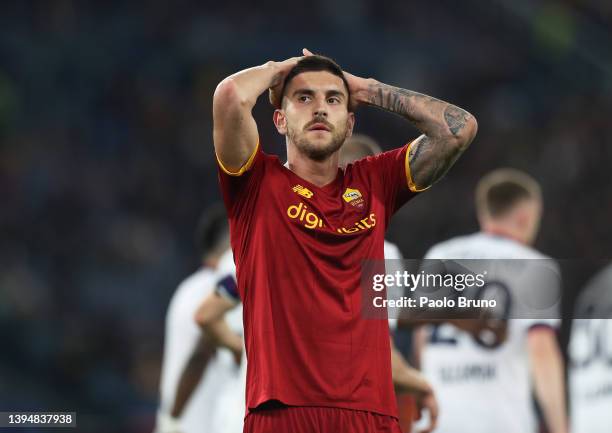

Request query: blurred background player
[
  {"left": 195, "top": 248, "right": 247, "bottom": 433},
  {"left": 568, "top": 262, "right": 612, "bottom": 433},
  {"left": 155, "top": 206, "right": 243, "bottom": 433},
  {"left": 415, "top": 169, "right": 568, "bottom": 433}
]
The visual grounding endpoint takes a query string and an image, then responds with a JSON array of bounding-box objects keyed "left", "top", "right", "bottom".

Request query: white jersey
[
  {"left": 569, "top": 264, "right": 612, "bottom": 433},
  {"left": 158, "top": 259, "right": 243, "bottom": 433},
  {"left": 209, "top": 249, "right": 245, "bottom": 433},
  {"left": 384, "top": 240, "right": 404, "bottom": 331},
  {"left": 418, "top": 232, "right": 560, "bottom": 433}
]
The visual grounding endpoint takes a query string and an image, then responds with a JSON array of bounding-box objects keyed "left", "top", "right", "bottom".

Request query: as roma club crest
[{"left": 342, "top": 187, "right": 365, "bottom": 208}]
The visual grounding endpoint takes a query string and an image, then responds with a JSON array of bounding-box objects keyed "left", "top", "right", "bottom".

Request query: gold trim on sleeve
[
  {"left": 216, "top": 140, "right": 260, "bottom": 176},
  {"left": 405, "top": 140, "right": 431, "bottom": 192}
]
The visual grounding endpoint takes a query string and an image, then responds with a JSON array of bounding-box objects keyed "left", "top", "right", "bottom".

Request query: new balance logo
[{"left": 292, "top": 184, "right": 314, "bottom": 199}]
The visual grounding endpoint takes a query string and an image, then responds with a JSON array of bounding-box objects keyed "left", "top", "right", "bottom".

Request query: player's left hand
[{"left": 415, "top": 388, "right": 439, "bottom": 433}]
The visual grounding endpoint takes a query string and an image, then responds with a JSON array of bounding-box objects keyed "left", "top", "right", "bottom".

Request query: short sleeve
[
  {"left": 217, "top": 141, "right": 265, "bottom": 218},
  {"left": 366, "top": 141, "right": 424, "bottom": 219},
  {"left": 216, "top": 274, "right": 240, "bottom": 305},
  {"left": 214, "top": 249, "right": 240, "bottom": 305}
]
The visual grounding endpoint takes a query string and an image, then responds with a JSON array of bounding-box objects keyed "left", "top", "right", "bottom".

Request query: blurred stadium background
[{"left": 0, "top": 1, "right": 611, "bottom": 432}]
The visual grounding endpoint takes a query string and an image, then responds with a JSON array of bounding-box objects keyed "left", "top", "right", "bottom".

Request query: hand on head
[
  {"left": 269, "top": 48, "right": 365, "bottom": 110},
  {"left": 268, "top": 48, "right": 314, "bottom": 108}
]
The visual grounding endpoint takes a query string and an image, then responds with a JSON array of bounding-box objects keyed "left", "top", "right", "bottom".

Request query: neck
[
  {"left": 481, "top": 223, "right": 527, "bottom": 245},
  {"left": 286, "top": 143, "right": 339, "bottom": 187}
]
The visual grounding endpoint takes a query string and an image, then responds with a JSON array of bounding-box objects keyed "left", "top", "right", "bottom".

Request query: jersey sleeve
[
  {"left": 215, "top": 273, "right": 240, "bottom": 305},
  {"left": 214, "top": 249, "right": 240, "bottom": 305},
  {"left": 365, "top": 141, "right": 425, "bottom": 221},
  {"left": 216, "top": 140, "right": 265, "bottom": 218}
]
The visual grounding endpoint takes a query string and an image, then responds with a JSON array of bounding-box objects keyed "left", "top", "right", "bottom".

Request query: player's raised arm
[
  {"left": 213, "top": 56, "right": 302, "bottom": 173},
  {"left": 347, "top": 71, "right": 477, "bottom": 191}
]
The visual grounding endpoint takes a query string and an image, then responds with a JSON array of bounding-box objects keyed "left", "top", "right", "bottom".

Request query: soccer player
[
  {"left": 568, "top": 263, "right": 612, "bottom": 433},
  {"left": 213, "top": 49, "right": 477, "bottom": 432},
  {"left": 155, "top": 207, "right": 243, "bottom": 433},
  {"left": 416, "top": 169, "right": 568, "bottom": 433}
]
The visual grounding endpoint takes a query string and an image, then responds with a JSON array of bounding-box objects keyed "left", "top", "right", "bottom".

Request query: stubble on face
[{"left": 287, "top": 116, "right": 350, "bottom": 162}]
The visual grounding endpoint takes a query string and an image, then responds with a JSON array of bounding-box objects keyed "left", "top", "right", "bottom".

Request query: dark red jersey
[{"left": 217, "top": 141, "right": 420, "bottom": 418}]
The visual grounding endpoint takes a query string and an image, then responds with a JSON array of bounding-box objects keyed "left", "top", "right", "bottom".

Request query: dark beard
[
  {"left": 290, "top": 127, "right": 348, "bottom": 162},
  {"left": 295, "top": 135, "right": 344, "bottom": 161}
]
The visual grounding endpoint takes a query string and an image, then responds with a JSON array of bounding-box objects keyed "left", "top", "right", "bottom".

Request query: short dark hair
[
  {"left": 195, "top": 204, "right": 229, "bottom": 257},
  {"left": 476, "top": 169, "right": 542, "bottom": 218},
  {"left": 280, "top": 55, "right": 350, "bottom": 106}
]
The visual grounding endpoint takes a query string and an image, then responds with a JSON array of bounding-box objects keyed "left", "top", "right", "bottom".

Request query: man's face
[{"left": 274, "top": 71, "right": 354, "bottom": 161}]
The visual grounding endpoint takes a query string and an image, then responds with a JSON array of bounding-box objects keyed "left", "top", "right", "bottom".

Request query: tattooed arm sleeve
[{"left": 361, "top": 81, "right": 478, "bottom": 191}]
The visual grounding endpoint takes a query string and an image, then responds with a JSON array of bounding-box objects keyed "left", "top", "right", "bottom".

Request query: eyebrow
[{"left": 292, "top": 88, "right": 347, "bottom": 99}]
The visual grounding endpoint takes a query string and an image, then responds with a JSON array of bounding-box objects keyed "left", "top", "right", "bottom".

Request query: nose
[{"left": 313, "top": 106, "right": 328, "bottom": 118}]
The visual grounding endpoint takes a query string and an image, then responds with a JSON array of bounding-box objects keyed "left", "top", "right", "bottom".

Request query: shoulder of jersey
[
  {"left": 425, "top": 232, "right": 550, "bottom": 260},
  {"left": 424, "top": 233, "right": 480, "bottom": 259},
  {"left": 341, "top": 154, "right": 377, "bottom": 174}
]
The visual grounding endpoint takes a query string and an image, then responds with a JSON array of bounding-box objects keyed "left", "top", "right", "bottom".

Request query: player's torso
[
  {"left": 233, "top": 156, "right": 388, "bottom": 312},
  {"left": 246, "top": 156, "right": 384, "bottom": 245},
  {"left": 422, "top": 321, "right": 533, "bottom": 409},
  {"left": 230, "top": 155, "right": 396, "bottom": 413}
]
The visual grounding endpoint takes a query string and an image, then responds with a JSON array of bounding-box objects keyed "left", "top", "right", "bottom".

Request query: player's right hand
[
  {"left": 268, "top": 48, "right": 315, "bottom": 108},
  {"left": 415, "top": 388, "right": 439, "bottom": 433}
]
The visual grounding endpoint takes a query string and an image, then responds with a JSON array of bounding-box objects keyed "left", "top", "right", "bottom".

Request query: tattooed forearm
[
  {"left": 366, "top": 83, "right": 441, "bottom": 129},
  {"left": 365, "top": 81, "right": 472, "bottom": 139},
  {"left": 363, "top": 81, "right": 477, "bottom": 190}
]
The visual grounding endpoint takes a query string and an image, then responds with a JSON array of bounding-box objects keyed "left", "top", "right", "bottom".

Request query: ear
[
  {"left": 345, "top": 112, "right": 355, "bottom": 139},
  {"left": 273, "top": 109, "right": 288, "bottom": 135}
]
